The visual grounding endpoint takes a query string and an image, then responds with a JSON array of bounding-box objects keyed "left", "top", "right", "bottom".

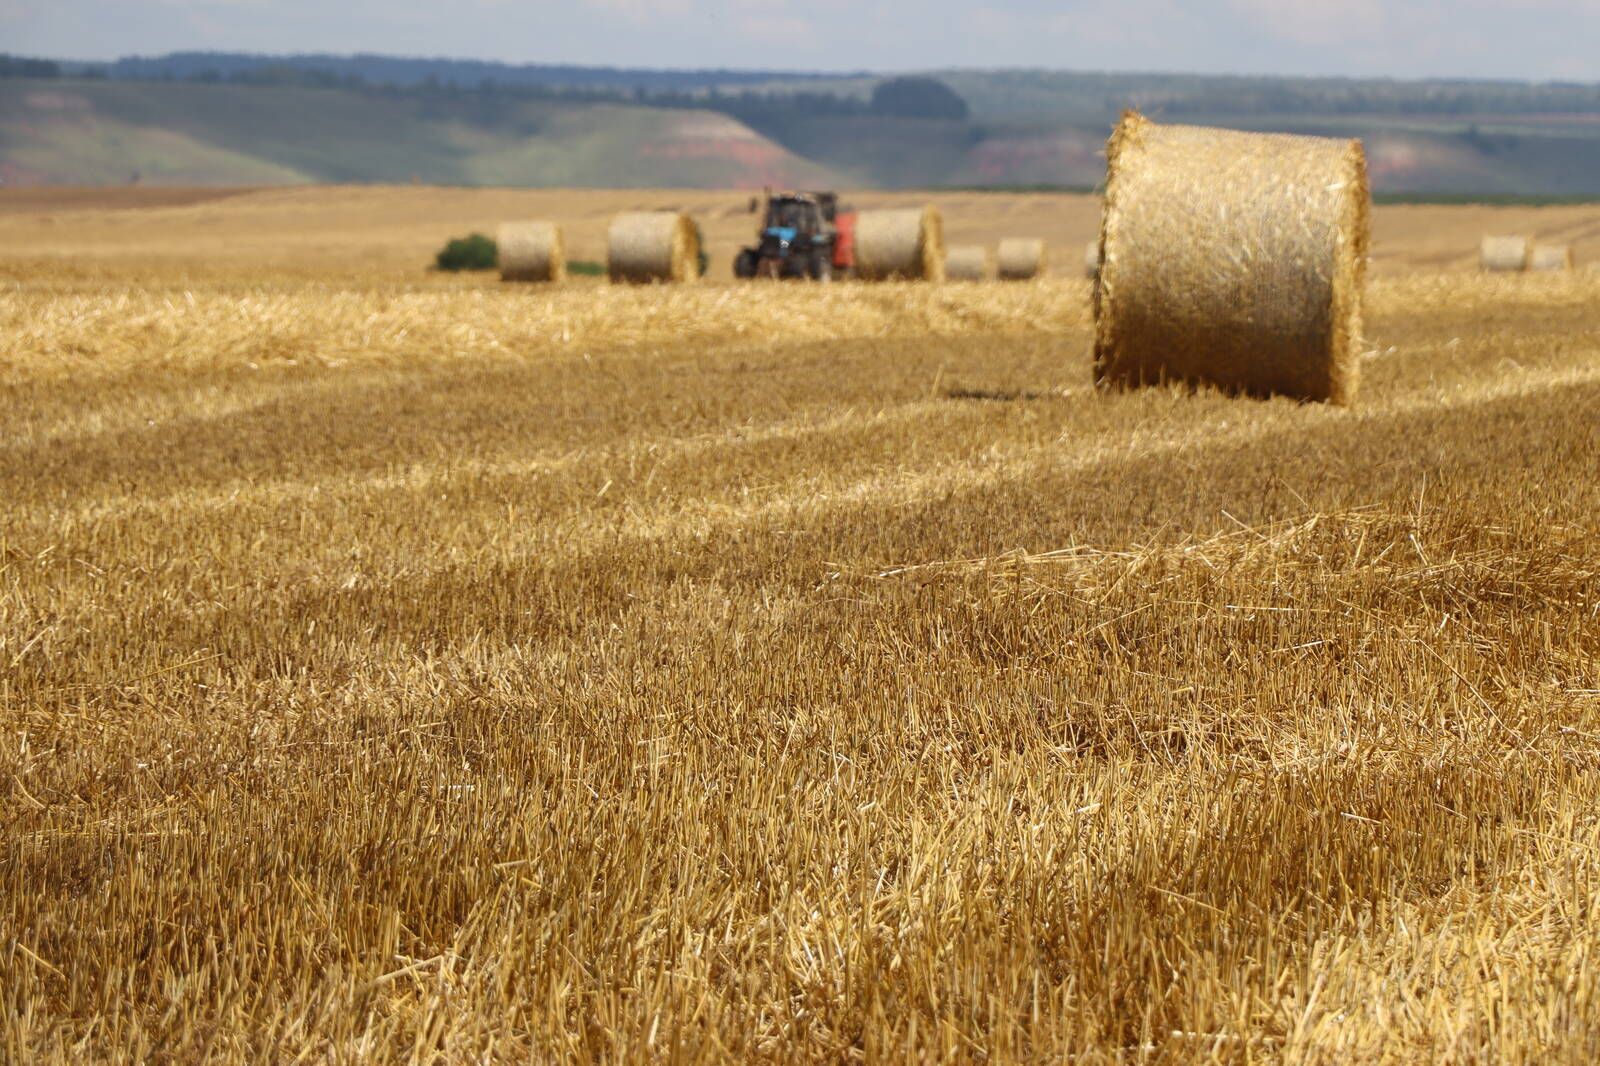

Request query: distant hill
[
  {"left": 9, "top": 54, "right": 1600, "bottom": 194},
  {"left": 0, "top": 80, "right": 845, "bottom": 188},
  {"left": 87, "top": 53, "right": 862, "bottom": 92},
  {"left": 68, "top": 54, "right": 1600, "bottom": 119}
]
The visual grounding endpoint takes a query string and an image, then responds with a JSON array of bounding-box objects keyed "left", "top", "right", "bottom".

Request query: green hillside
[
  {"left": 0, "top": 79, "right": 845, "bottom": 188},
  {"left": 9, "top": 72, "right": 1600, "bottom": 194},
  {"left": 740, "top": 116, "right": 980, "bottom": 188},
  {"left": 738, "top": 69, "right": 1600, "bottom": 193}
]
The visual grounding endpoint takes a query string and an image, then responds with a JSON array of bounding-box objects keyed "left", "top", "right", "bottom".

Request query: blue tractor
[{"left": 734, "top": 191, "right": 840, "bottom": 281}]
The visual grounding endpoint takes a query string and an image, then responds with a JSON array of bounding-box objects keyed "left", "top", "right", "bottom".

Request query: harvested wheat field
[{"left": 2, "top": 186, "right": 1599, "bottom": 1062}]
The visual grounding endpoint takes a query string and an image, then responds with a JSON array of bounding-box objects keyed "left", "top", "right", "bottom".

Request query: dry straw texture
[
  {"left": 1083, "top": 239, "right": 1102, "bottom": 279},
  {"left": 855, "top": 207, "right": 946, "bottom": 282},
  {"left": 1481, "top": 236, "right": 1531, "bottom": 272},
  {"left": 944, "top": 244, "right": 994, "bottom": 281},
  {"left": 607, "top": 211, "right": 700, "bottom": 284},
  {"left": 997, "top": 238, "right": 1048, "bottom": 280},
  {"left": 1094, "top": 112, "right": 1370, "bottom": 405},
  {"left": 7, "top": 188, "right": 1600, "bottom": 1062},
  {"left": 6, "top": 266, "right": 1600, "bottom": 1061},
  {"left": 496, "top": 221, "right": 566, "bottom": 283},
  {"left": 1529, "top": 244, "right": 1575, "bottom": 272}
]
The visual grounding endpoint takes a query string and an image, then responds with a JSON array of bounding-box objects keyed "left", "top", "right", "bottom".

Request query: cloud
[
  {"left": 1224, "top": 0, "right": 1392, "bottom": 45},
  {"left": 587, "top": 0, "right": 695, "bottom": 25},
  {"left": 730, "top": 12, "right": 819, "bottom": 48}
]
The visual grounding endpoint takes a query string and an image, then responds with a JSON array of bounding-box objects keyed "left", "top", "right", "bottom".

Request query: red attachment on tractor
[{"left": 833, "top": 211, "right": 857, "bottom": 271}]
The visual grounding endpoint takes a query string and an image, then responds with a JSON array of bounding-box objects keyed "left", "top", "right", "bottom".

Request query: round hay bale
[
  {"left": 607, "top": 211, "right": 701, "bottom": 284},
  {"left": 1481, "top": 236, "right": 1530, "bottom": 273},
  {"left": 1528, "top": 244, "right": 1574, "bottom": 272},
  {"left": 1094, "top": 112, "right": 1369, "bottom": 406},
  {"left": 1084, "top": 240, "right": 1102, "bottom": 280},
  {"left": 997, "top": 238, "right": 1047, "bottom": 281},
  {"left": 944, "top": 244, "right": 993, "bottom": 281},
  {"left": 855, "top": 208, "right": 945, "bottom": 282},
  {"left": 497, "top": 222, "right": 566, "bottom": 283}
]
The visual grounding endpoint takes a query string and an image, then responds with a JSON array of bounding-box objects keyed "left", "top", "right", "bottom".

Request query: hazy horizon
[
  {"left": 21, "top": 52, "right": 1600, "bottom": 88},
  {"left": 9, "top": 1, "right": 1600, "bottom": 83}
]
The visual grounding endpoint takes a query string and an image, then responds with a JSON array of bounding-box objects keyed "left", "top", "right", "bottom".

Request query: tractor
[{"left": 735, "top": 191, "right": 856, "bottom": 281}]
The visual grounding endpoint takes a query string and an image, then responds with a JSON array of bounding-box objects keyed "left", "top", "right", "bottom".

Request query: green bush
[
  {"left": 567, "top": 260, "right": 605, "bottom": 277},
  {"left": 434, "top": 233, "right": 497, "bottom": 272}
]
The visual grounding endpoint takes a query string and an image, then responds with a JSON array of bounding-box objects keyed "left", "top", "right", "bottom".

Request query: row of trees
[
  {"left": 8, "top": 54, "right": 974, "bottom": 125},
  {"left": 0, "top": 55, "right": 65, "bottom": 79},
  {"left": 12, "top": 50, "right": 1600, "bottom": 119},
  {"left": 633, "top": 79, "right": 969, "bottom": 122},
  {"left": 1158, "top": 79, "right": 1600, "bottom": 117},
  {"left": 103, "top": 51, "right": 845, "bottom": 92}
]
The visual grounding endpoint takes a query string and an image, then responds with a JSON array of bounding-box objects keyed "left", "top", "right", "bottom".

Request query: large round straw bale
[
  {"left": 944, "top": 244, "right": 993, "bottom": 281},
  {"left": 607, "top": 211, "right": 701, "bottom": 284},
  {"left": 1481, "top": 236, "right": 1530, "bottom": 273},
  {"left": 1094, "top": 112, "right": 1369, "bottom": 406},
  {"left": 855, "top": 208, "right": 945, "bottom": 281},
  {"left": 497, "top": 222, "right": 566, "bottom": 283},
  {"left": 997, "top": 238, "right": 1047, "bottom": 281},
  {"left": 1084, "top": 240, "right": 1102, "bottom": 280},
  {"left": 1528, "top": 244, "right": 1574, "bottom": 272}
]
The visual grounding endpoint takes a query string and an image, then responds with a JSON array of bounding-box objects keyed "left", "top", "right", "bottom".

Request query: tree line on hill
[
  {"left": 10, "top": 50, "right": 1600, "bottom": 121},
  {"left": 98, "top": 52, "right": 855, "bottom": 92},
  {"left": 1158, "top": 77, "right": 1600, "bottom": 117},
  {"left": 0, "top": 54, "right": 76, "bottom": 79},
  {"left": 0, "top": 51, "right": 971, "bottom": 123}
]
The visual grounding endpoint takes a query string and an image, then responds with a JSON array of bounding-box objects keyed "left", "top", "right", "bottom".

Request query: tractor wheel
[
  {"left": 734, "top": 249, "right": 759, "bottom": 279},
  {"left": 811, "top": 253, "right": 833, "bottom": 283}
]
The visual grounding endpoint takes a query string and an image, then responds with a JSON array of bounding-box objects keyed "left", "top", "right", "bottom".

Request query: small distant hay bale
[
  {"left": 1481, "top": 236, "right": 1530, "bottom": 273},
  {"left": 1094, "top": 112, "right": 1370, "bottom": 406},
  {"left": 997, "top": 238, "right": 1047, "bottom": 281},
  {"left": 498, "top": 222, "right": 566, "bottom": 283},
  {"left": 944, "top": 244, "right": 993, "bottom": 281},
  {"left": 1083, "top": 240, "right": 1102, "bottom": 280},
  {"left": 607, "top": 211, "right": 701, "bottom": 284},
  {"left": 1528, "top": 244, "right": 1574, "bottom": 272},
  {"left": 855, "top": 208, "right": 945, "bottom": 282}
]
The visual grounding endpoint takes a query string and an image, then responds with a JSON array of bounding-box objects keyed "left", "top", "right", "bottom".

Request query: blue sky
[{"left": 7, "top": 0, "right": 1600, "bottom": 81}]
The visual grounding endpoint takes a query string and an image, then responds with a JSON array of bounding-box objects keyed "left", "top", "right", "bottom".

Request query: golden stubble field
[
  {"left": 1, "top": 187, "right": 1599, "bottom": 1062},
  {"left": 4, "top": 183, "right": 1600, "bottom": 282}
]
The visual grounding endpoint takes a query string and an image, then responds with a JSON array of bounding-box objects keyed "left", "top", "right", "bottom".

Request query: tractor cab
[
  {"left": 736, "top": 191, "right": 845, "bottom": 281},
  {"left": 765, "top": 195, "right": 825, "bottom": 242}
]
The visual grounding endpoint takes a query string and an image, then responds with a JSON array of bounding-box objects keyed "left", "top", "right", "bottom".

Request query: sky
[{"left": 7, "top": 0, "right": 1600, "bottom": 82}]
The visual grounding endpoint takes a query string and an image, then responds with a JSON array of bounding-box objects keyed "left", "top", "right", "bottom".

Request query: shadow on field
[{"left": 943, "top": 387, "right": 1071, "bottom": 402}]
